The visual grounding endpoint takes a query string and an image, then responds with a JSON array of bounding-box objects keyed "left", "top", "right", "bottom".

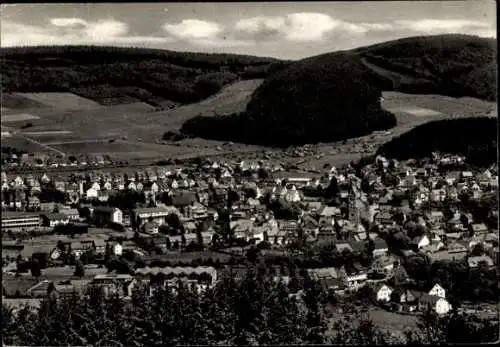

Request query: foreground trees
[{"left": 2, "top": 268, "right": 498, "bottom": 346}]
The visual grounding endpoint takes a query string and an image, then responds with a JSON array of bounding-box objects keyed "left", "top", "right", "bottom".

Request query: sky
[{"left": 1, "top": 1, "right": 496, "bottom": 60}]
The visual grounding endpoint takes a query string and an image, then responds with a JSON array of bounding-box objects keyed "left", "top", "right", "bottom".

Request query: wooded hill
[
  {"left": 0, "top": 46, "right": 288, "bottom": 108},
  {"left": 377, "top": 117, "right": 498, "bottom": 167},
  {"left": 181, "top": 34, "right": 496, "bottom": 146}
]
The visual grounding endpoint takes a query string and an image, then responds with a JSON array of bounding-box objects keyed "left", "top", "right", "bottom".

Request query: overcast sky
[{"left": 1, "top": 1, "right": 496, "bottom": 59}]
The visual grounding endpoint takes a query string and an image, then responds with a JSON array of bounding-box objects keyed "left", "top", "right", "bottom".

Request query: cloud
[
  {"left": 1, "top": 18, "right": 174, "bottom": 47},
  {"left": 161, "top": 19, "right": 252, "bottom": 48},
  {"left": 163, "top": 19, "right": 222, "bottom": 40},
  {"left": 358, "top": 23, "right": 394, "bottom": 31},
  {"left": 233, "top": 12, "right": 376, "bottom": 42},
  {"left": 394, "top": 19, "right": 494, "bottom": 36},
  {"left": 84, "top": 19, "right": 128, "bottom": 41},
  {"left": 50, "top": 18, "right": 88, "bottom": 27}
]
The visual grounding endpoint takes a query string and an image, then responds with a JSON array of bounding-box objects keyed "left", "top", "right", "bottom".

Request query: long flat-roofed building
[{"left": 2, "top": 211, "right": 41, "bottom": 231}]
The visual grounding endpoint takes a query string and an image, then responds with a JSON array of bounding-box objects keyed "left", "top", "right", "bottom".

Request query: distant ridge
[{"left": 181, "top": 34, "right": 496, "bottom": 146}]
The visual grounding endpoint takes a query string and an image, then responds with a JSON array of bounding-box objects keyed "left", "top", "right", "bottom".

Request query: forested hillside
[
  {"left": 181, "top": 34, "right": 496, "bottom": 146},
  {"left": 181, "top": 52, "right": 397, "bottom": 146},
  {"left": 354, "top": 34, "right": 497, "bottom": 101},
  {"left": 0, "top": 46, "right": 288, "bottom": 108},
  {"left": 377, "top": 117, "right": 498, "bottom": 167}
]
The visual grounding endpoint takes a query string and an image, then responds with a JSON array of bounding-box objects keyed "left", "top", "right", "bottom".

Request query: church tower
[{"left": 348, "top": 184, "right": 361, "bottom": 226}]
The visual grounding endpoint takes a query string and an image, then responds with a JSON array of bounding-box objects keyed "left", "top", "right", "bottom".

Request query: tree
[
  {"left": 74, "top": 260, "right": 85, "bottom": 277},
  {"left": 166, "top": 213, "right": 182, "bottom": 232},
  {"left": 196, "top": 229, "right": 204, "bottom": 247},
  {"left": 365, "top": 238, "right": 375, "bottom": 256},
  {"left": 471, "top": 243, "right": 485, "bottom": 256},
  {"left": 246, "top": 246, "right": 260, "bottom": 264},
  {"left": 324, "top": 176, "right": 338, "bottom": 199},
  {"left": 30, "top": 259, "right": 41, "bottom": 279}
]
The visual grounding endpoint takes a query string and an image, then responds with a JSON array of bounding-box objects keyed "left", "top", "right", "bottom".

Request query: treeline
[
  {"left": 181, "top": 53, "right": 397, "bottom": 146},
  {"left": 355, "top": 34, "right": 496, "bottom": 101},
  {"left": 2, "top": 268, "right": 498, "bottom": 345},
  {"left": 1, "top": 46, "right": 289, "bottom": 107},
  {"left": 377, "top": 117, "right": 497, "bottom": 167},
  {"left": 401, "top": 253, "right": 499, "bottom": 303}
]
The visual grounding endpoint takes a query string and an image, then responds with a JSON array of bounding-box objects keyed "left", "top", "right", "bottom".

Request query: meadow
[
  {"left": 11, "top": 92, "right": 102, "bottom": 111},
  {"left": 2, "top": 85, "right": 496, "bottom": 166}
]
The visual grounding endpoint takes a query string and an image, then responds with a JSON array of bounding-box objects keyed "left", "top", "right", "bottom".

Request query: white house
[
  {"left": 414, "top": 235, "right": 430, "bottom": 249},
  {"left": 428, "top": 283, "right": 446, "bottom": 298},
  {"left": 284, "top": 185, "right": 301, "bottom": 203},
  {"left": 41, "top": 173, "right": 50, "bottom": 184},
  {"left": 86, "top": 188, "right": 98, "bottom": 199},
  {"left": 375, "top": 284, "right": 393, "bottom": 303},
  {"left": 421, "top": 296, "right": 452, "bottom": 316},
  {"left": 112, "top": 243, "right": 123, "bottom": 256},
  {"left": 136, "top": 182, "right": 144, "bottom": 192}
]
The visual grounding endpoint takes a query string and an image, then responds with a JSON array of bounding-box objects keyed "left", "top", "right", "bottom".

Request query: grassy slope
[{"left": 0, "top": 45, "right": 285, "bottom": 109}]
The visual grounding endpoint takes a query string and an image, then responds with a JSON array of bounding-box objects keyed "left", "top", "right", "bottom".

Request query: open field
[
  {"left": 382, "top": 91, "right": 496, "bottom": 117},
  {"left": 367, "top": 306, "right": 419, "bottom": 335},
  {"left": 1, "top": 135, "right": 54, "bottom": 154},
  {"left": 1, "top": 113, "right": 41, "bottom": 123},
  {"left": 11, "top": 92, "right": 102, "bottom": 111},
  {"left": 390, "top": 106, "right": 443, "bottom": 117},
  {"left": 294, "top": 91, "right": 496, "bottom": 171},
  {"left": 2, "top": 86, "right": 497, "bottom": 168},
  {"left": 2, "top": 93, "right": 50, "bottom": 110}
]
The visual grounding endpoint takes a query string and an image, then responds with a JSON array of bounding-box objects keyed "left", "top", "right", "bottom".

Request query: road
[{"left": 3, "top": 126, "right": 66, "bottom": 157}]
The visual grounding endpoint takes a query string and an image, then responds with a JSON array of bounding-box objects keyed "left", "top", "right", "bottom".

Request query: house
[
  {"left": 93, "top": 207, "right": 123, "bottom": 226},
  {"left": 2, "top": 276, "right": 40, "bottom": 298},
  {"left": 467, "top": 255, "right": 494, "bottom": 269},
  {"left": 27, "top": 196, "right": 41, "bottom": 210},
  {"left": 28, "top": 280, "right": 54, "bottom": 298},
  {"left": 429, "top": 250, "right": 466, "bottom": 263},
  {"left": 41, "top": 213, "right": 70, "bottom": 227},
  {"left": 427, "top": 211, "right": 444, "bottom": 224},
  {"left": 447, "top": 241, "right": 468, "bottom": 254},
  {"left": 417, "top": 292, "right": 452, "bottom": 315},
  {"left": 132, "top": 206, "right": 179, "bottom": 229},
  {"left": 142, "top": 221, "right": 159, "bottom": 234},
  {"left": 374, "top": 211, "right": 394, "bottom": 226},
  {"left": 374, "top": 284, "right": 393, "bottom": 303},
  {"left": 428, "top": 283, "right": 446, "bottom": 298},
  {"left": 70, "top": 241, "right": 88, "bottom": 259},
  {"left": 373, "top": 239, "right": 389, "bottom": 257},
  {"left": 307, "top": 267, "right": 338, "bottom": 280},
  {"left": 86, "top": 187, "right": 98, "bottom": 199},
  {"left": 335, "top": 242, "right": 353, "bottom": 253},
  {"left": 90, "top": 274, "right": 139, "bottom": 298},
  {"left": 59, "top": 208, "right": 80, "bottom": 221},
  {"left": 471, "top": 223, "right": 489, "bottom": 235},
  {"left": 94, "top": 239, "right": 106, "bottom": 255},
  {"left": 412, "top": 235, "right": 430, "bottom": 249},
  {"left": 422, "top": 242, "right": 445, "bottom": 254},
  {"left": 390, "top": 288, "right": 418, "bottom": 312}
]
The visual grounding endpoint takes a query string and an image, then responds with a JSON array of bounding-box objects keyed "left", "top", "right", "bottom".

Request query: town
[{"left": 2, "top": 150, "right": 498, "bottom": 324}]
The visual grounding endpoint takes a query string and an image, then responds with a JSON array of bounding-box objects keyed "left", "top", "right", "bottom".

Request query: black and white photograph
[{"left": 1, "top": 1, "right": 498, "bottom": 345}]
